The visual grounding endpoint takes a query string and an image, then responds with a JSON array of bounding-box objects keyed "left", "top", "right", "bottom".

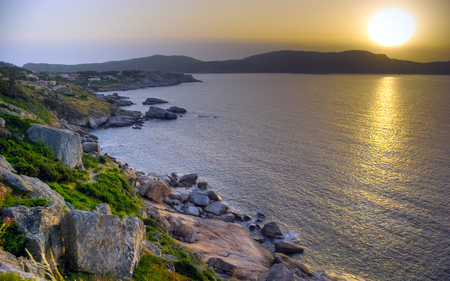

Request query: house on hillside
[
  {"left": 35, "top": 80, "right": 49, "bottom": 88},
  {"left": 88, "top": 76, "right": 101, "bottom": 81},
  {"left": 52, "top": 85, "right": 73, "bottom": 95},
  {"left": 33, "top": 69, "right": 46, "bottom": 74},
  {"left": 25, "top": 73, "right": 38, "bottom": 80},
  {"left": 59, "top": 73, "right": 70, "bottom": 79},
  {"left": 103, "top": 75, "right": 117, "bottom": 80}
]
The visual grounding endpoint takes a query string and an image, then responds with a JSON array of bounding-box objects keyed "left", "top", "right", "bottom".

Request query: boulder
[
  {"left": 179, "top": 173, "right": 198, "bottom": 186},
  {"left": 274, "top": 253, "right": 314, "bottom": 278},
  {"left": 61, "top": 209, "right": 145, "bottom": 280},
  {"left": 274, "top": 241, "right": 305, "bottom": 255},
  {"left": 144, "top": 106, "right": 178, "bottom": 120},
  {"left": 206, "top": 213, "right": 235, "bottom": 223},
  {"left": 0, "top": 128, "right": 10, "bottom": 138},
  {"left": 207, "top": 190, "right": 223, "bottom": 201},
  {"left": 205, "top": 201, "right": 229, "bottom": 216},
  {"left": 82, "top": 142, "right": 100, "bottom": 153},
  {"left": 143, "top": 178, "right": 173, "bottom": 203},
  {"left": 88, "top": 112, "right": 109, "bottom": 129},
  {"left": 2, "top": 202, "right": 66, "bottom": 264},
  {"left": 114, "top": 99, "right": 134, "bottom": 107},
  {"left": 0, "top": 117, "right": 5, "bottom": 127},
  {"left": 166, "top": 216, "right": 191, "bottom": 239},
  {"left": 207, "top": 257, "right": 237, "bottom": 277},
  {"left": 261, "top": 222, "right": 284, "bottom": 239},
  {"left": 197, "top": 181, "right": 208, "bottom": 190},
  {"left": 26, "top": 124, "right": 82, "bottom": 168},
  {"left": 142, "top": 98, "right": 168, "bottom": 105},
  {"left": 168, "top": 106, "right": 187, "bottom": 114},
  {"left": 0, "top": 249, "right": 46, "bottom": 281},
  {"left": 142, "top": 240, "right": 162, "bottom": 257},
  {"left": 189, "top": 191, "right": 210, "bottom": 207},
  {"left": 185, "top": 206, "right": 201, "bottom": 217},
  {"left": 168, "top": 188, "right": 191, "bottom": 202},
  {"left": 265, "top": 263, "right": 301, "bottom": 281}
]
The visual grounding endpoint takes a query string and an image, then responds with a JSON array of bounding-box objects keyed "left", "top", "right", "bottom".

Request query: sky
[{"left": 1, "top": 0, "right": 449, "bottom": 67}]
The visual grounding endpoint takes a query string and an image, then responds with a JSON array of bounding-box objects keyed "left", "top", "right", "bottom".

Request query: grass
[
  {"left": 0, "top": 272, "right": 34, "bottom": 281},
  {"left": 133, "top": 254, "right": 190, "bottom": 281}
]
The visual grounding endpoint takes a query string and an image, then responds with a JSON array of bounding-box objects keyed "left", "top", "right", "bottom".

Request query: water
[{"left": 92, "top": 74, "right": 450, "bottom": 281}]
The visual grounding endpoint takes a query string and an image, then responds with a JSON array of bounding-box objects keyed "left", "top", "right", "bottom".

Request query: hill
[{"left": 23, "top": 50, "right": 450, "bottom": 75}]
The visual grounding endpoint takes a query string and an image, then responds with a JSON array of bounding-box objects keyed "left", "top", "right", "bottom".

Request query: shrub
[
  {"left": 0, "top": 221, "right": 27, "bottom": 257},
  {"left": 133, "top": 253, "right": 189, "bottom": 281},
  {"left": 173, "top": 259, "right": 209, "bottom": 281},
  {"left": 82, "top": 154, "right": 99, "bottom": 169}
]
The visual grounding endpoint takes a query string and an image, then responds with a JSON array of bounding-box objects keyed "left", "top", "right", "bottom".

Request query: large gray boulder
[
  {"left": 0, "top": 117, "right": 5, "bottom": 127},
  {"left": 205, "top": 201, "right": 229, "bottom": 216},
  {"left": 82, "top": 142, "right": 100, "bottom": 153},
  {"left": 189, "top": 191, "right": 210, "bottom": 207},
  {"left": 0, "top": 249, "right": 46, "bottom": 281},
  {"left": 168, "top": 106, "right": 187, "bottom": 114},
  {"left": 27, "top": 124, "right": 82, "bottom": 168},
  {"left": 61, "top": 209, "right": 145, "bottom": 280},
  {"left": 168, "top": 188, "right": 191, "bottom": 202},
  {"left": 261, "top": 222, "right": 284, "bottom": 239},
  {"left": 179, "top": 173, "right": 198, "bottom": 186},
  {"left": 273, "top": 253, "right": 314, "bottom": 278},
  {"left": 144, "top": 106, "right": 177, "bottom": 120}
]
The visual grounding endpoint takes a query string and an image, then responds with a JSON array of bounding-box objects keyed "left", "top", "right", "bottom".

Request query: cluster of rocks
[
  {"left": 97, "top": 92, "right": 135, "bottom": 107},
  {"left": 142, "top": 97, "right": 168, "bottom": 105},
  {"left": 144, "top": 105, "right": 187, "bottom": 120}
]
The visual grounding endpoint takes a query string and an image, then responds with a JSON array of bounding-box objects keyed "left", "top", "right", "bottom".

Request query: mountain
[{"left": 23, "top": 50, "right": 450, "bottom": 75}]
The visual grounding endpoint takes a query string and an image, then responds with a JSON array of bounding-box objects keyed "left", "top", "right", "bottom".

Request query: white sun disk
[{"left": 368, "top": 9, "right": 415, "bottom": 46}]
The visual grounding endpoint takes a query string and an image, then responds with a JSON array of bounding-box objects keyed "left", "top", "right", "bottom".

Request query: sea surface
[{"left": 92, "top": 74, "right": 450, "bottom": 281}]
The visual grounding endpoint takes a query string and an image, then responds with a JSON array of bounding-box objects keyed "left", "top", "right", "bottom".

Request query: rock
[
  {"left": 274, "top": 241, "right": 305, "bottom": 255},
  {"left": 166, "top": 216, "right": 191, "bottom": 239},
  {"left": 114, "top": 99, "right": 134, "bottom": 107},
  {"left": 207, "top": 257, "right": 237, "bottom": 277},
  {"left": 184, "top": 232, "right": 201, "bottom": 243},
  {"left": 189, "top": 191, "right": 210, "bottom": 207},
  {"left": 261, "top": 222, "right": 284, "bottom": 239},
  {"left": 142, "top": 240, "right": 162, "bottom": 257},
  {"left": 106, "top": 110, "right": 142, "bottom": 127},
  {"left": 266, "top": 263, "right": 300, "bottom": 281},
  {"left": 2, "top": 202, "right": 65, "bottom": 264},
  {"left": 197, "top": 181, "right": 208, "bottom": 190},
  {"left": 94, "top": 203, "right": 112, "bottom": 215},
  {"left": 82, "top": 142, "right": 100, "bottom": 153},
  {"left": 0, "top": 249, "right": 46, "bottom": 281},
  {"left": 142, "top": 98, "right": 169, "bottom": 105},
  {"left": 249, "top": 224, "right": 262, "bottom": 231},
  {"left": 205, "top": 201, "right": 229, "bottom": 216},
  {"left": 0, "top": 128, "right": 10, "bottom": 138},
  {"left": 87, "top": 110, "right": 109, "bottom": 129},
  {"left": 274, "top": 253, "right": 314, "bottom": 278},
  {"left": 144, "top": 106, "right": 177, "bottom": 120},
  {"left": 26, "top": 124, "right": 82, "bottom": 168},
  {"left": 61, "top": 209, "right": 145, "bottom": 280},
  {"left": 143, "top": 178, "right": 173, "bottom": 203},
  {"left": 0, "top": 117, "right": 5, "bottom": 127},
  {"left": 207, "top": 190, "right": 223, "bottom": 201},
  {"left": 185, "top": 206, "right": 201, "bottom": 216},
  {"left": 168, "top": 188, "right": 191, "bottom": 202},
  {"left": 168, "top": 106, "right": 187, "bottom": 114},
  {"left": 206, "top": 213, "right": 235, "bottom": 223},
  {"left": 179, "top": 173, "right": 198, "bottom": 185}
]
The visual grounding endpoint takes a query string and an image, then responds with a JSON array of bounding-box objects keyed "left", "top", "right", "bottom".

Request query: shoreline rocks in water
[
  {"left": 144, "top": 106, "right": 177, "bottom": 120},
  {"left": 142, "top": 97, "right": 169, "bottom": 105}
]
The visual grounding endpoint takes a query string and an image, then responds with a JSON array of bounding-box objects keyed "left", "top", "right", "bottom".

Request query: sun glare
[{"left": 368, "top": 9, "right": 415, "bottom": 46}]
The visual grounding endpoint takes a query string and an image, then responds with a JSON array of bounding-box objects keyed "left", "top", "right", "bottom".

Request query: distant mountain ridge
[{"left": 23, "top": 50, "right": 450, "bottom": 75}]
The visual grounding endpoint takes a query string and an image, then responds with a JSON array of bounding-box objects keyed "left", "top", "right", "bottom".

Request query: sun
[{"left": 368, "top": 9, "right": 415, "bottom": 46}]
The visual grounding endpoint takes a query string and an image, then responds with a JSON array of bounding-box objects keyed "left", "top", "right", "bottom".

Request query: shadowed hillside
[{"left": 23, "top": 50, "right": 450, "bottom": 75}]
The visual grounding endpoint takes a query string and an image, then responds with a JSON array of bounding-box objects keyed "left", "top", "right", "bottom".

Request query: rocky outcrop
[
  {"left": 179, "top": 173, "right": 198, "bottom": 186},
  {"left": 1, "top": 156, "right": 67, "bottom": 264},
  {"left": 146, "top": 202, "right": 274, "bottom": 280},
  {"left": 97, "top": 93, "right": 134, "bottom": 107},
  {"left": 0, "top": 249, "right": 46, "bottom": 281},
  {"left": 60, "top": 209, "right": 145, "bottom": 280},
  {"left": 26, "top": 124, "right": 82, "bottom": 168},
  {"left": 139, "top": 177, "right": 172, "bottom": 203},
  {"left": 105, "top": 109, "right": 142, "bottom": 127},
  {"left": 0, "top": 104, "right": 36, "bottom": 120},
  {"left": 142, "top": 98, "right": 168, "bottom": 105},
  {"left": 144, "top": 106, "right": 177, "bottom": 120}
]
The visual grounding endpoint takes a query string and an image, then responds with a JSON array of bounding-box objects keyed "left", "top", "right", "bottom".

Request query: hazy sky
[{"left": 1, "top": 0, "right": 449, "bottom": 66}]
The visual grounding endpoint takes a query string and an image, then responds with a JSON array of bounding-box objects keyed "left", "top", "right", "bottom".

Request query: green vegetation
[
  {"left": 133, "top": 254, "right": 190, "bottom": 281},
  {"left": 0, "top": 271, "right": 34, "bottom": 281},
  {"left": 0, "top": 223, "right": 27, "bottom": 257}
]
